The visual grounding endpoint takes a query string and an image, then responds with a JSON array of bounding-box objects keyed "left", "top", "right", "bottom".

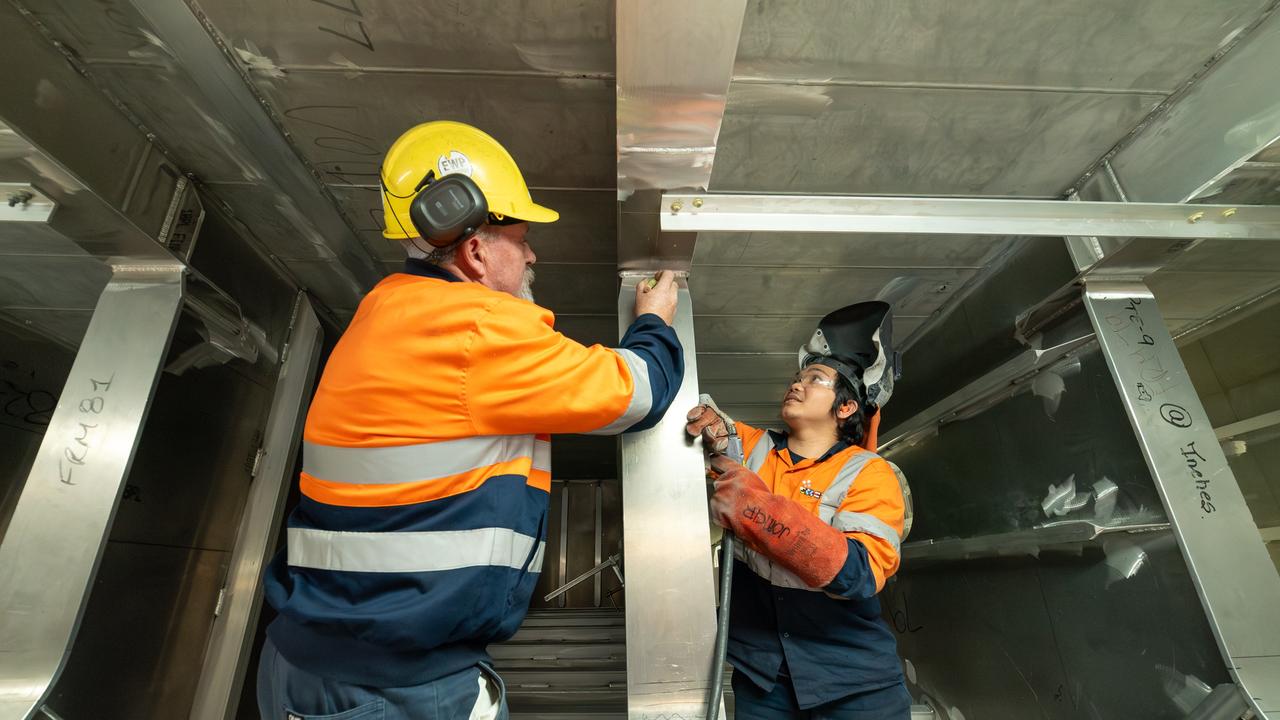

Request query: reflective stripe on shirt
[{"left": 288, "top": 525, "right": 546, "bottom": 574}]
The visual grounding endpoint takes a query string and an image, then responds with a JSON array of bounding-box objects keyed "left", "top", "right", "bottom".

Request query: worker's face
[
  {"left": 482, "top": 223, "right": 537, "bottom": 301},
  {"left": 781, "top": 364, "right": 854, "bottom": 428}
]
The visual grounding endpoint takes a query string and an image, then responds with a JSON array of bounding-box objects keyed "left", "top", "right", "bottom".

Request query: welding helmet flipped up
[{"left": 798, "top": 301, "right": 900, "bottom": 410}]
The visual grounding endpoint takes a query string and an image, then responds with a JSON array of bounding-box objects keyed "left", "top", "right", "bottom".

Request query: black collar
[
  {"left": 769, "top": 429, "right": 850, "bottom": 464},
  {"left": 403, "top": 258, "right": 462, "bottom": 282}
]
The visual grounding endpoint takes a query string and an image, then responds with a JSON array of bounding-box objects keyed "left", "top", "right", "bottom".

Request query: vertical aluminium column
[
  {"left": 1084, "top": 281, "right": 1280, "bottom": 717},
  {"left": 188, "top": 295, "right": 322, "bottom": 720},
  {"left": 618, "top": 276, "right": 722, "bottom": 719},
  {"left": 0, "top": 266, "right": 184, "bottom": 720}
]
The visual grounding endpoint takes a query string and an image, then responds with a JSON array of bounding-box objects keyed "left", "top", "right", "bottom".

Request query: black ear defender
[{"left": 408, "top": 171, "right": 489, "bottom": 248}]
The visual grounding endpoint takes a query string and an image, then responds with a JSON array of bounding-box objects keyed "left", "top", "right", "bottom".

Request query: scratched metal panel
[
  {"left": 891, "top": 541, "right": 1230, "bottom": 719},
  {"left": 0, "top": 322, "right": 76, "bottom": 540},
  {"left": 885, "top": 347, "right": 1167, "bottom": 541},
  {"left": 0, "top": 255, "right": 110, "bottom": 311},
  {"left": 689, "top": 266, "right": 973, "bottom": 316},
  {"left": 86, "top": 66, "right": 277, "bottom": 185},
  {"left": 711, "top": 85, "right": 1163, "bottom": 196},
  {"left": 197, "top": 0, "right": 613, "bottom": 75},
  {"left": 734, "top": 0, "right": 1269, "bottom": 91},
  {"left": 1148, "top": 271, "right": 1280, "bottom": 332},
  {"left": 43, "top": 542, "right": 227, "bottom": 720},
  {"left": 247, "top": 73, "right": 615, "bottom": 190},
  {"left": 692, "top": 231, "right": 1008, "bottom": 268},
  {"left": 207, "top": 182, "right": 372, "bottom": 262},
  {"left": 108, "top": 352, "right": 272, "bottom": 552}
]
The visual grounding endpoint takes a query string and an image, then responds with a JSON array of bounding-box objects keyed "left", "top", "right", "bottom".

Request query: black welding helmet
[{"left": 798, "top": 301, "right": 900, "bottom": 410}]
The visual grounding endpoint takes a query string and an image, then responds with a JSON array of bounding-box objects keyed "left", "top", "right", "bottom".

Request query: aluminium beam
[
  {"left": 0, "top": 265, "right": 184, "bottom": 720},
  {"left": 188, "top": 295, "right": 322, "bottom": 720},
  {"left": 615, "top": 0, "right": 748, "bottom": 192},
  {"left": 617, "top": 277, "right": 722, "bottom": 720},
  {"left": 1085, "top": 281, "right": 1280, "bottom": 718},
  {"left": 660, "top": 193, "right": 1280, "bottom": 239}
]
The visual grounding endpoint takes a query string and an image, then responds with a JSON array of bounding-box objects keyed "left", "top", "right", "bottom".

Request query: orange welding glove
[{"left": 708, "top": 453, "right": 849, "bottom": 588}]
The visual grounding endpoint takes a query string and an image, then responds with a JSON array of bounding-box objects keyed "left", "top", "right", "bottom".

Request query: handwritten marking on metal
[
  {"left": 56, "top": 375, "right": 114, "bottom": 486},
  {"left": 1101, "top": 297, "right": 1221, "bottom": 519}
]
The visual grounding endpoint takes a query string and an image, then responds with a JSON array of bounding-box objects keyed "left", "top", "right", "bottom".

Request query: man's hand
[
  {"left": 635, "top": 270, "right": 678, "bottom": 325},
  {"left": 686, "top": 402, "right": 730, "bottom": 453}
]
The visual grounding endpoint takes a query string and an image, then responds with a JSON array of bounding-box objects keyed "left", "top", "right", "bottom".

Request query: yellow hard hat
[{"left": 380, "top": 121, "right": 558, "bottom": 241}]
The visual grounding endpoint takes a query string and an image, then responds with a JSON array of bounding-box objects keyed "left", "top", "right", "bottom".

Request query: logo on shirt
[{"left": 799, "top": 478, "right": 823, "bottom": 499}]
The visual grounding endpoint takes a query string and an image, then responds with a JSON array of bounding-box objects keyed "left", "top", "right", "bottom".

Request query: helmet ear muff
[{"left": 407, "top": 172, "right": 489, "bottom": 248}]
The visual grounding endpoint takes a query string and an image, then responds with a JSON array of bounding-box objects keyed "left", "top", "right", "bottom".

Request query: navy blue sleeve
[
  {"left": 823, "top": 538, "right": 879, "bottom": 600},
  {"left": 619, "top": 313, "right": 684, "bottom": 432}
]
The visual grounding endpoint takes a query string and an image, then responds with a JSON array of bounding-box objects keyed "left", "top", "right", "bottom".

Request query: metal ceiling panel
[
  {"left": 196, "top": 0, "right": 614, "bottom": 76},
  {"left": 688, "top": 266, "right": 973, "bottom": 316},
  {"left": 734, "top": 0, "right": 1270, "bottom": 92},
  {"left": 0, "top": 309, "right": 93, "bottom": 349},
  {"left": 614, "top": 0, "right": 747, "bottom": 192},
  {"left": 711, "top": 85, "right": 1163, "bottom": 195},
  {"left": 86, "top": 66, "right": 275, "bottom": 185},
  {"left": 1149, "top": 271, "right": 1280, "bottom": 327},
  {"left": 696, "top": 353, "right": 796, "bottom": 382},
  {"left": 0, "top": 256, "right": 110, "bottom": 310},
  {"left": 285, "top": 258, "right": 368, "bottom": 310},
  {"left": 1161, "top": 239, "right": 1280, "bottom": 273},
  {"left": 692, "top": 231, "right": 1007, "bottom": 268},
  {"left": 204, "top": 183, "right": 354, "bottom": 262},
  {"left": 1106, "top": 6, "right": 1280, "bottom": 203},
  {"left": 692, "top": 314, "right": 926, "bottom": 353},
  {"left": 248, "top": 73, "right": 615, "bottom": 190}
]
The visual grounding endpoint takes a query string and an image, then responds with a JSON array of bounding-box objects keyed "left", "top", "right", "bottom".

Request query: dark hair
[{"left": 832, "top": 378, "right": 871, "bottom": 446}]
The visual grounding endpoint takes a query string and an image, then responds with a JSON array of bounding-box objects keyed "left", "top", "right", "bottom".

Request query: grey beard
[{"left": 518, "top": 266, "right": 535, "bottom": 302}]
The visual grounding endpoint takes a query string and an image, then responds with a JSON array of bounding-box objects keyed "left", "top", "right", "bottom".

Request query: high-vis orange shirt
[
  {"left": 264, "top": 260, "right": 682, "bottom": 687},
  {"left": 728, "top": 422, "right": 907, "bottom": 708}
]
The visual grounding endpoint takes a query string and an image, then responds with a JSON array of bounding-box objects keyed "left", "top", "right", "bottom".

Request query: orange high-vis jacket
[
  {"left": 725, "top": 421, "right": 908, "bottom": 708},
  {"left": 263, "top": 260, "right": 683, "bottom": 688},
  {"left": 735, "top": 421, "right": 905, "bottom": 593}
]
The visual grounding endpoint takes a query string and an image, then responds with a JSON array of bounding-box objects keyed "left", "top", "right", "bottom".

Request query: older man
[{"left": 258, "top": 121, "right": 683, "bottom": 720}]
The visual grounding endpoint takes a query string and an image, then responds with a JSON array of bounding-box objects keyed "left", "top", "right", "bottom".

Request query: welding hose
[{"left": 707, "top": 431, "right": 744, "bottom": 719}]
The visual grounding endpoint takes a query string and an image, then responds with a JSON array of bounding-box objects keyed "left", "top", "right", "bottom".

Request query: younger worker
[
  {"left": 687, "top": 301, "right": 910, "bottom": 719},
  {"left": 258, "top": 121, "right": 684, "bottom": 720}
]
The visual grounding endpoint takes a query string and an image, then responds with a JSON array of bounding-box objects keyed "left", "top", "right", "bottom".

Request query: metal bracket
[
  {"left": 0, "top": 182, "right": 56, "bottom": 223},
  {"left": 544, "top": 552, "right": 624, "bottom": 603}
]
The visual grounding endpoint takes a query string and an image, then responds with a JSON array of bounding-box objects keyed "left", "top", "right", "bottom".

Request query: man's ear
[
  {"left": 454, "top": 235, "right": 488, "bottom": 279},
  {"left": 836, "top": 400, "right": 858, "bottom": 421}
]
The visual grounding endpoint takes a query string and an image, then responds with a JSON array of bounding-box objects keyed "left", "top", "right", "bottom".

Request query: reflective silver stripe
[
  {"left": 743, "top": 432, "right": 776, "bottom": 473},
  {"left": 586, "top": 348, "right": 653, "bottom": 435},
  {"left": 533, "top": 438, "right": 551, "bottom": 473},
  {"left": 817, "top": 451, "right": 877, "bottom": 524},
  {"left": 529, "top": 538, "right": 547, "bottom": 573},
  {"left": 833, "top": 511, "right": 902, "bottom": 553},
  {"left": 739, "top": 545, "right": 821, "bottom": 592},
  {"left": 304, "top": 434, "right": 538, "bottom": 484},
  {"left": 287, "top": 526, "right": 545, "bottom": 573}
]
